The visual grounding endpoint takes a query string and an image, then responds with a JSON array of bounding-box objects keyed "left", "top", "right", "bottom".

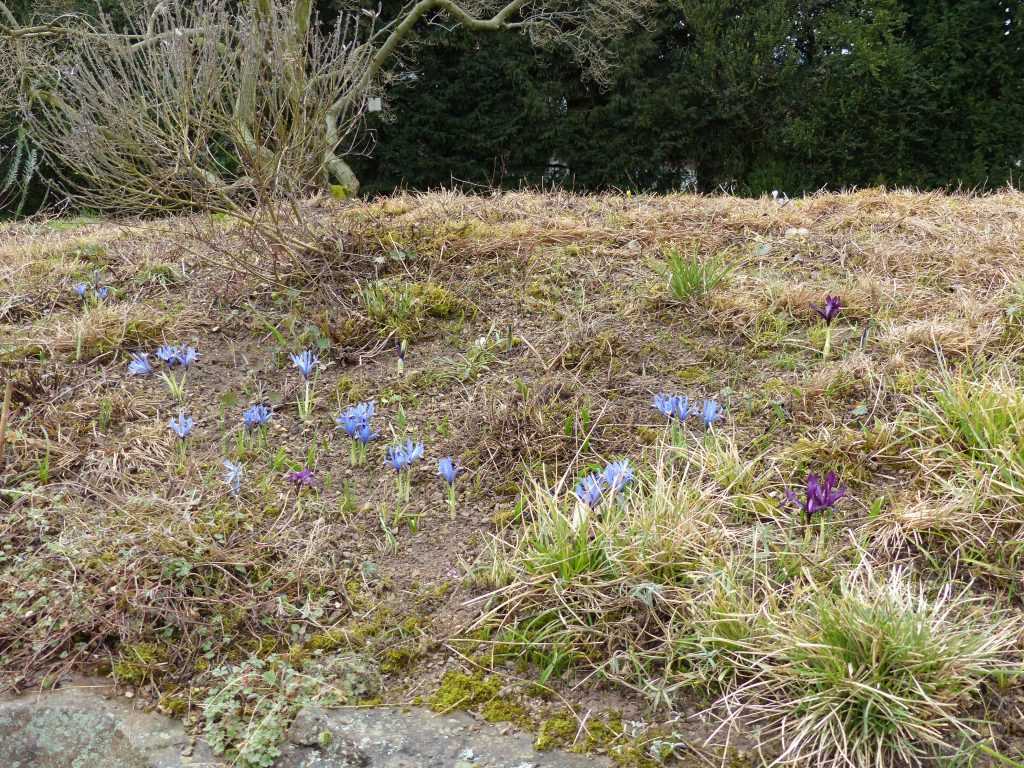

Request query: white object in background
[{"left": 367, "top": 97, "right": 382, "bottom": 113}]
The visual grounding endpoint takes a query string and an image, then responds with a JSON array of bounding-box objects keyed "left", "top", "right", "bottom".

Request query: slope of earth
[{"left": 2, "top": 189, "right": 1024, "bottom": 767}]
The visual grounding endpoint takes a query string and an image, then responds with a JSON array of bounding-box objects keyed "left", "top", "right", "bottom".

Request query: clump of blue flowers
[
  {"left": 168, "top": 411, "right": 194, "bottom": 468},
  {"left": 574, "top": 459, "right": 634, "bottom": 512},
  {"left": 290, "top": 349, "right": 319, "bottom": 419},
  {"left": 387, "top": 439, "right": 424, "bottom": 505},
  {"left": 127, "top": 352, "right": 154, "bottom": 377},
  {"left": 243, "top": 404, "right": 272, "bottom": 431},
  {"left": 72, "top": 274, "right": 110, "bottom": 304},
  {"left": 653, "top": 393, "right": 690, "bottom": 443},
  {"left": 653, "top": 393, "right": 689, "bottom": 422},
  {"left": 239, "top": 403, "right": 272, "bottom": 451},
  {"left": 337, "top": 401, "right": 377, "bottom": 466},
  {"left": 701, "top": 399, "right": 723, "bottom": 430},
  {"left": 154, "top": 344, "right": 199, "bottom": 402},
  {"left": 168, "top": 411, "right": 194, "bottom": 439},
  {"left": 438, "top": 456, "right": 460, "bottom": 517}
]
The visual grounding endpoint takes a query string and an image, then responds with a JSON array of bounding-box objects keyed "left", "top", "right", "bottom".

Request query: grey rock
[
  {"left": 0, "top": 683, "right": 609, "bottom": 768},
  {"left": 288, "top": 705, "right": 610, "bottom": 768},
  {"left": 0, "top": 684, "right": 219, "bottom": 768}
]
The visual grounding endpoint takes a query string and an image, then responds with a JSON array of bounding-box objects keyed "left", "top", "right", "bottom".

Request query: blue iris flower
[
  {"left": 95, "top": 286, "right": 110, "bottom": 301},
  {"left": 73, "top": 282, "right": 89, "bottom": 298},
  {"left": 168, "top": 411, "right": 194, "bottom": 439},
  {"left": 386, "top": 440, "right": 425, "bottom": 471},
  {"left": 336, "top": 401, "right": 375, "bottom": 436},
  {"left": 602, "top": 460, "right": 634, "bottom": 494},
  {"left": 701, "top": 399, "right": 723, "bottom": 428},
  {"left": 438, "top": 457, "right": 459, "bottom": 485},
  {"left": 290, "top": 349, "right": 318, "bottom": 379},
  {"left": 653, "top": 393, "right": 689, "bottom": 421},
  {"left": 243, "top": 404, "right": 272, "bottom": 430},
  {"left": 353, "top": 421, "right": 377, "bottom": 445},
  {"left": 156, "top": 345, "right": 180, "bottom": 366},
  {"left": 575, "top": 474, "right": 604, "bottom": 509},
  {"left": 177, "top": 346, "right": 200, "bottom": 368},
  {"left": 223, "top": 460, "right": 243, "bottom": 496},
  {"left": 127, "top": 353, "right": 154, "bottom": 376}
]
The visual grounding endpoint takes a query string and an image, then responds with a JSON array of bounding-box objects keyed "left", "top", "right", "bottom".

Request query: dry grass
[{"left": 3, "top": 187, "right": 1024, "bottom": 765}]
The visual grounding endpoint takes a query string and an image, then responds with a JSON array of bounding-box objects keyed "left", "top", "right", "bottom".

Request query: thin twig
[{"left": 0, "top": 379, "right": 13, "bottom": 473}]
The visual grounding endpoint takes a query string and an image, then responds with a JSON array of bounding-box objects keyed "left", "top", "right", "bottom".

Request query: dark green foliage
[
  {"left": 356, "top": 0, "right": 1024, "bottom": 196},
  {"left": 4, "top": 0, "right": 1022, "bottom": 215}
]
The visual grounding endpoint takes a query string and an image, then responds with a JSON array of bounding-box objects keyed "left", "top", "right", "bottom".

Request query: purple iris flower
[
  {"left": 701, "top": 399, "right": 723, "bottom": 429},
  {"left": 127, "top": 352, "right": 154, "bottom": 376},
  {"left": 73, "top": 282, "right": 89, "bottom": 298},
  {"left": 438, "top": 457, "right": 459, "bottom": 485},
  {"left": 168, "top": 412, "right": 194, "bottom": 439},
  {"left": 654, "top": 393, "right": 689, "bottom": 422},
  {"left": 602, "top": 460, "right": 634, "bottom": 494},
  {"left": 575, "top": 474, "right": 604, "bottom": 509},
  {"left": 785, "top": 471, "right": 846, "bottom": 524},
  {"left": 811, "top": 294, "right": 843, "bottom": 325},
  {"left": 242, "top": 404, "right": 272, "bottom": 430},
  {"left": 386, "top": 440, "right": 424, "bottom": 471},
  {"left": 287, "top": 468, "right": 319, "bottom": 488},
  {"left": 223, "top": 460, "right": 243, "bottom": 496},
  {"left": 95, "top": 286, "right": 110, "bottom": 301},
  {"left": 290, "top": 349, "right": 318, "bottom": 379}
]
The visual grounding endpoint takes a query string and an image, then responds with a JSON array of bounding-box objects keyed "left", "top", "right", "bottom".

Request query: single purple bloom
[
  {"left": 575, "top": 474, "right": 604, "bottom": 509},
  {"left": 785, "top": 471, "right": 847, "bottom": 524},
  {"left": 73, "top": 282, "right": 89, "bottom": 298},
  {"left": 168, "top": 411, "right": 194, "bottom": 439},
  {"left": 95, "top": 286, "right": 110, "bottom": 301},
  {"left": 287, "top": 468, "right": 319, "bottom": 488},
  {"left": 127, "top": 352, "right": 154, "bottom": 376},
  {"left": 290, "top": 349, "right": 318, "bottom": 379},
  {"left": 243, "top": 404, "right": 272, "bottom": 430},
  {"left": 811, "top": 295, "right": 843, "bottom": 325},
  {"left": 438, "top": 457, "right": 459, "bottom": 485}
]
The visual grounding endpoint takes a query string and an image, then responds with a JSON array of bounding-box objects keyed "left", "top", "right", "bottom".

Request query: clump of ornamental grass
[
  {"left": 910, "top": 370, "right": 1024, "bottom": 521},
  {"left": 714, "top": 566, "right": 1021, "bottom": 768},
  {"left": 665, "top": 246, "right": 731, "bottom": 302},
  {"left": 469, "top": 456, "right": 741, "bottom": 682}
]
